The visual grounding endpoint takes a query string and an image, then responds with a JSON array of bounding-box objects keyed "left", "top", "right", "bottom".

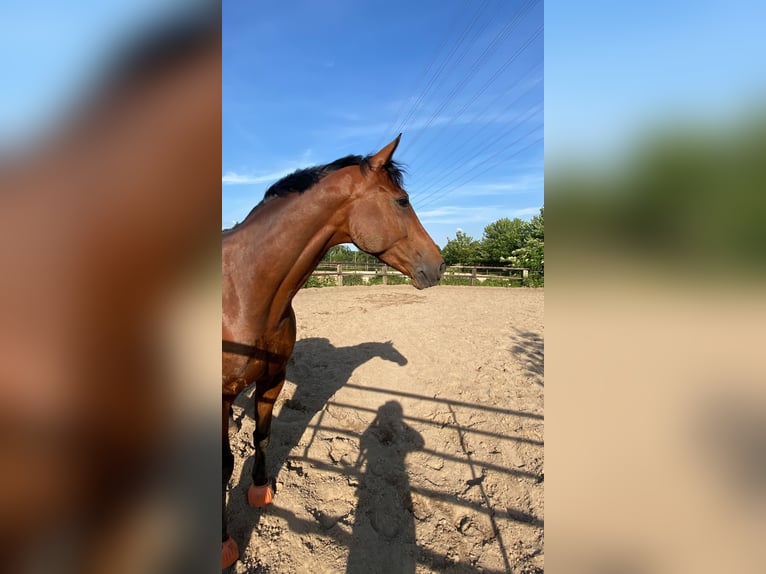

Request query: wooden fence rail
[{"left": 307, "top": 262, "right": 539, "bottom": 287}]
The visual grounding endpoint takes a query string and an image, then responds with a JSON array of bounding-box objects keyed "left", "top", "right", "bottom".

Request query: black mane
[
  {"left": 223, "top": 152, "right": 406, "bottom": 234},
  {"left": 263, "top": 154, "right": 405, "bottom": 200}
]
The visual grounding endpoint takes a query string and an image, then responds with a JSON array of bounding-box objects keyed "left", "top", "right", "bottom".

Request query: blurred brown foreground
[{"left": 0, "top": 5, "right": 221, "bottom": 573}]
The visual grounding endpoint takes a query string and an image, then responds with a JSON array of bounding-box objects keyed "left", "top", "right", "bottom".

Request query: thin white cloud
[
  {"left": 419, "top": 205, "right": 500, "bottom": 224},
  {"left": 513, "top": 206, "right": 542, "bottom": 217},
  {"left": 418, "top": 204, "right": 541, "bottom": 225},
  {"left": 223, "top": 150, "right": 313, "bottom": 186},
  {"left": 222, "top": 170, "right": 293, "bottom": 185},
  {"left": 327, "top": 84, "right": 544, "bottom": 141},
  {"left": 222, "top": 172, "right": 257, "bottom": 185},
  {"left": 455, "top": 175, "right": 544, "bottom": 195},
  {"left": 300, "top": 148, "right": 313, "bottom": 161}
]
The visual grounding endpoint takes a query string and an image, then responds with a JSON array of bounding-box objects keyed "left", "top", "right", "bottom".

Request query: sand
[{"left": 226, "top": 285, "right": 544, "bottom": 573}]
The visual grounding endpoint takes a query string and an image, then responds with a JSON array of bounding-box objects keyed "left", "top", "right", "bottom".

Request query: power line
[
  {"left": 413, "top": 100, "right": 543, "bottom": 201},
  {"left": 407, "top": 32, "right": 542, "bottom": 171},
  {"left": 389, "top": 0, "right": 492, "bottom": 142},
  {"left": 403, "top": 0, "right": 541, "bottom": 151},
  {"left": 375, "top": 2, "right": 471, "bottom": 149},
  {"left": 414, "top": 122, "right": 543, "bottom": 211},
  {"left": 415, "top": 130, "right": 543, "bottom": 212},
  {"left": 374, "top": 1, "right": 543, "bottom": 226},
  {"left": 410, "top": 71, "right": 542, "bottom": 193},
  {"left": 415, "top": 134, "right": 543, "bottom": 214}
]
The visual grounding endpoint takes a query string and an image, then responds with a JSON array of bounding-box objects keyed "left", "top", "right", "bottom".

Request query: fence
[
  {"left": 440, "top": 265, "right": 537, "bottom": 286},
  {"left": 306, "top": 262, "right": 542, "bottom": 288}
]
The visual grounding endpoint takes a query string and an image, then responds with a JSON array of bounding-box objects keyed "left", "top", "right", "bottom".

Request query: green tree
[
  {"left": 509, "top": 237, "right": 544, "bottom": 269},
  {"left": 441, "top": 230, "right": 481, "bottom": 265},
  {"left": 479, "top": 217, "right": 530, "bottom": 265},
  {"left": 323, "top": 244, "right": 381, "bottom": 264},
  {"left": 509, "top": 236, "right": 544, "bottom": 286},
  {"left": 324, "top": 244, "right": 353, "bottom": 261},
  {"left": 508, "top": 208, "right": 544, "bottom": 285},
  {"left": 529, "top": 206, "right": 544, "bottom": 240}
]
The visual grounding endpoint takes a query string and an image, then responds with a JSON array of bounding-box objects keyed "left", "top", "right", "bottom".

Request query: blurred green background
[{"left": 548, "top": 111, "right": 766, "bottom": 281}]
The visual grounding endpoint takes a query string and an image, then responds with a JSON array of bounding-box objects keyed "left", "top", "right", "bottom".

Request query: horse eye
[{"left": 396, "top": 196, "right": 410, "bottom": 208}]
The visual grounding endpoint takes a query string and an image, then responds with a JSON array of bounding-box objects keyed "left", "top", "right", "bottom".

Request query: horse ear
[{"left": 369, "top": 134, "right": 401, "bottom": 170}]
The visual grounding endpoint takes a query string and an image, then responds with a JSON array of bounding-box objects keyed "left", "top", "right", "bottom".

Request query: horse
[{"left": 221, "top": 135, "right": 445, "bottom": 567}]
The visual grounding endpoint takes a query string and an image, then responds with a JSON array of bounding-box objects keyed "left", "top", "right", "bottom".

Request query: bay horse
[{"left": 221, "top": 135, "right": 445, "bottom": 567}]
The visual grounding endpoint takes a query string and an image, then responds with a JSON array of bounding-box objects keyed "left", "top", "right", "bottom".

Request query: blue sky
[
  {"left": 545, "top": 0, "right": 766, "bottom": 163},
  {"left": 223, "top": 0, "right": 544, "bottom": 247},
  {"left": 7, "top": 2, "right": 761, "bottom": 248}
]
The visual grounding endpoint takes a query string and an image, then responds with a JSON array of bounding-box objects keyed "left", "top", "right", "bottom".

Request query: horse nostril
[{"left": 438, "top": 261, "right": 446, "bottom": 278}]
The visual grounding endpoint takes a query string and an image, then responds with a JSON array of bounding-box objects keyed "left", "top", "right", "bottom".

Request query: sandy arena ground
[{"left": 226, "top": 285, "right": 544, "bottom": 573}]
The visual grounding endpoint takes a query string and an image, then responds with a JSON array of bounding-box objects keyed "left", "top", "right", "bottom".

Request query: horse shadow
[
  {"left": 510, "top": 328, "right": 544, "bottom": 387},
  {"left": 228, "top": 337, "right": 408, "bottom": 561}
]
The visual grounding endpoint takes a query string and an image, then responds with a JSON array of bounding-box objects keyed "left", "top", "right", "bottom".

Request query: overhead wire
[
  {"left": 413, "top": 104, "right": 543, "bottom": 206},
  {"left": 374, "top": 0, "right": 543, "bottom": 222},
  {"left": 406, "top": 29, "right": 543, "bottom": 172},
  {"left": 374, "top": 1, "right": 472, "bottom": 149},
  {"left": 402, "top": 0, "right": 541, "bottom": 151},
  {"left": 414, "top": 127, "right": 543, "bottom": 212},
  {"left": 387, "top": 0, "right": 492, "bottom": 143}
]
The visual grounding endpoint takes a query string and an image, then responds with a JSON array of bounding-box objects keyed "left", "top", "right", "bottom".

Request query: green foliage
[
  {"left": 303, "top": 207, "right": 545, "bottom": 288},
  {"left": 441, "top": 230, "right": 482, "bottom": 266},
  {"left": 440, "top": 275, "right": 473, "bottom": 286},
  {"left": 303, "top": 275, "right": 327, "bottom": 288},
  {"left": 322, "top": 244, "right": 379, "bottom": 264},
  {"left": 386, "top": 275, "right": 409, "bottom": 285},
  {"left": 479, "top": 217, "right": 530, "bottom": 265},
  {"left": 547, "top": 114, "right": 766, "bottom": 279},
  {"left": 341, "top": 274, "right": 366, "bottom": 286},
  {"left": 481, "top": 278, "right": 516, "bottom": 287},
  {"left": 522, "top": 270, "right": 544, "bottom": 287},
  {"left": 509, "top": 237, "right": 544, "bottom": 269},
  {"left": 366, "top": 274, "right": 409, "bottom": 286},
  {"left": 508, "top": 210, "right": 545, "bottom": 286},
  {"left": 529, "top": 206, "right": 544, "bottom": 240},
  {"left": 324, "top": 244, "right": 353, "bottom": 262}
]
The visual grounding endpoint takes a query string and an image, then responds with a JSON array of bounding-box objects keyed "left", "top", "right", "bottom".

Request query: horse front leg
[
  {"left": 222, "top": 398, "right": 239, "bottom": 569},
  {"left": 248, "top": 370, "right": 285, "bottom": 507}
]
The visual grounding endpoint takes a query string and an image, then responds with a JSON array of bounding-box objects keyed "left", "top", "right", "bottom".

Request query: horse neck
[{"left": 225, "top": 187, "right": 351, "bottom": 327}]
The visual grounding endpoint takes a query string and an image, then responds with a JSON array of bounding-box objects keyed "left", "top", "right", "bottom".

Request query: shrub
[{"left": 342, "top": 274, "right": 366, "bottom": 286}]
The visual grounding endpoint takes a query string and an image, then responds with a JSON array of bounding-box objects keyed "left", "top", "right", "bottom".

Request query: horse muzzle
[{"left": 412, "top": 259, "right": 446, "bottom": 289}]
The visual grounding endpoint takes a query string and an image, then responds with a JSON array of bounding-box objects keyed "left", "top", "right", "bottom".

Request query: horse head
[{"left": 347, "top": 135, "right": 445, "bottom": 289}]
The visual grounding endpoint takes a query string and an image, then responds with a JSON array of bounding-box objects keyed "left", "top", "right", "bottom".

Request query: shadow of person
[
  {"left": 347, "top": 401, "right": 424, "bottom": 574},
  {"left": 227, "top": 338, "right": 408, "bottom": 557}
]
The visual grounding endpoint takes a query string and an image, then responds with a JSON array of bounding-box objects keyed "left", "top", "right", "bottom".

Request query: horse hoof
[
  {"left": 222, "top": 535, "right": 239, "bottom": 569},
  {"left": 247, "top": 483, "right": 274, "bottom": 507}
]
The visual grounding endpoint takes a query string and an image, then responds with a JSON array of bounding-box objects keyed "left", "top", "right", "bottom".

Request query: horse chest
[
  {"left": 222, "top": 351, "right": 287, "bottom": 396},
  {"left": 222, "top": 315, "right": 295, "bottom": 397}
]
